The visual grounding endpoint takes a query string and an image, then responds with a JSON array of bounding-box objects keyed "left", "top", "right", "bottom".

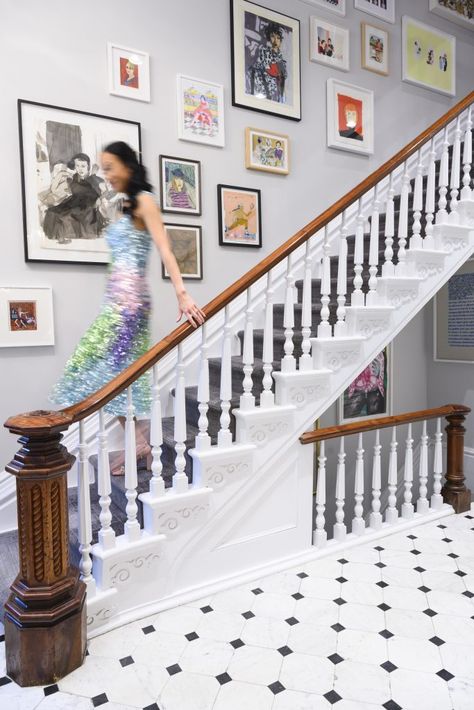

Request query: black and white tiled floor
[{"left": 1, "top": 509, "right": 474, "bottom": 710}]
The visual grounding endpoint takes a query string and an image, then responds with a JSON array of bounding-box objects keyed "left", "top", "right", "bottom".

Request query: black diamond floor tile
[
  {"left": 429, "top": 636, "right": 446, "bottom": 646},
  {"left": 0, "top": 677, "right": 12, "bottom": 687},
  {"left": 143, "top": 704, "right": 161, "bottom": 710},
  {"left": 374, "top": 545, "right": 385, "bottom": 551},
  {"left": 336, "top": 577, "right": 348, "bottom": 584},
  {"left": 383, "top": 702, "right": 402, "bottom": 710},
  {"left": 463, "top": 590, "right": 474, "bottom": 598},
  {"left": 423, "top": 608, "right": 437, "bottom": 617},
  {"left": 418, "top": 586, "right": 431, "bottom": 593},
  {"left": 268, "top": 680, "right": 286, "bottom": 695},
  {"left": 324, "top": 690, "right": 342, "bottom": 704},
  {"left": 0, "top": 635, "right": 4, "bottom": 643},
  {"left": 285, "top": 617, "right": 299, "bottom": 626},
  {"left": 378, "top": 603, "right": 391, "bottom": 612},
  {"left": 230, "top": 638, "right": 245, "bottom": 649},
  {"left": 465, "top": 515, "right": 474, "bottom": 519},
  {"left": 278, "top": 645, "right": 294, "bottom": 656},
  {"left": 242, "top": 611, "right": 255, "bottom": 619},
  {"left": 414, "top": 566, "right": 426, "bottom": 573},
  {"left": 407, "top": 534, "right": 417, "bottom": 540},
  {"left": 333, "top": 597, "right": 347, "bottom": 606},
  {"left": 328, "top": 653, "right": 344, "bottom": 665},
  {"left": 379, "top": 629, "right": 394, "bottom": 639},
  {"left": 200, "top": 605, "right": 213, "bottom": 613},
  {"left": 297, "top": 572, "right": 309, "bottom": 579},
  {"left": 437, "top": 524, "right": 447, "bottom": 529},
  {"left": 377, "top": 581, "right": 389, "bottom": 588},
  {"left": 142, "top": 625, "right": 155, "bottom": 635},
  {"left": 119, "top": 655, "right": 134, "bottom": 667},
  {"left": 332, "top": 623, "right": 345, "bottom": 633},
  {"left": 448, "top": 553, "right": 459, "bottom": 559},
  {"left": 442, "top": 537, "right": 453, "bottom": 543},
  {"left": 380, "top": 661, "right": 398, "bottom": 673},
  {"left": 92, "top": 694, "right": 108, "bottom": 708},
  {"left": 455, "top": 570, "right": 467, "bottom": 577},
  {"left": 251, "top": 588, "right": 263, "bottom": 595},
  {"left": 410, "top": 549, "right": 421, "bottom": 555},
  {"left": 44, "top": 684, "right": 59, "bottom": 696},
  {"left": 375, "top": 562, "right": 386, "bottom": 568},
  {"left": 437, "top": 669, "right": 455, "bottom": 681},
  {"left": 292, "top": 592, "right": 304, "bottom": 600},
  {"left": 166, "top": 664, "right": 182, "bottom": 676},
  {"left": 338, "top": 559, "right": 348, "bottom": 565},
  {"left": 185, "top": 632, "right": 199, "bottom": 641},
  {"left": 216, "top": 672, "right": 232, "bottom": 685}
]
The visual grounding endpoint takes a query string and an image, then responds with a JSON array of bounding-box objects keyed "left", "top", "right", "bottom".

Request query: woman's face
[
  {"left": 101, "top": 152, "right": 131, "bottom": 193},
  {"left": 173, "top": 177, "right": 184, "bottom": 191},
  {"left": 126, "top": 62, "right": 135, "bottom": 79}
]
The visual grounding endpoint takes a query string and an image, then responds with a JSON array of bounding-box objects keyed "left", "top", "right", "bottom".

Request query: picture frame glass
[
  {"left": 163, "top": 225, "right": 202, "bottom": 280},
  {"left": 306, "top": 0, "right": 346, "bottom": 16},
  {"left": 160, "top": 156, "right": 201, "bottom": 215},
  {"left": 108, "top": 43, "right": 151, "bottom": 102},
  {"left": 435, "top": 259, "right": 474, "bottom": 363},
  {"left": 354, "top": 0, "right": 395, "bottom": 23},
  {"left": 0, "top": 286, "right": 54, "bottom": 347},
  {"left": 402, "top": 16, "right": 455, "bottom": 97},
  {"left": 245, "top": 128, "right": 289, "bottom": 174},
  {"left": 218, "top": 185, "right": 262, "bottom": 247},
  {"left": 362, "top": 22, "right": 389, "bottom": 75},
  {"left": 177, "top": 75, "right": 225, "bottom": 147},
  {"left": 339, "top": 347, "right": 392, "bottom": 423},
  {"left": 327, "top": 79, "right": 374, "bottom": 155},
  {"left": 310, "top": 16, "right": 350, "bottom": 71}
]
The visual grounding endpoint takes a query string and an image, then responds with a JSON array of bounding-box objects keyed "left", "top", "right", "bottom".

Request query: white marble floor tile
[
  {"left": 384, "top": 607, "right": 435, "bottom": 640},
  {"left": 381, "top": 565, "right": 424, "bottom": 588},
  {"left": 158, "top": 670, "right": 219, "bottom": 710},
  {"left": 448, "top": 675, "right": 474, "bottom": 710},
  {"left": 179, "top": 637, "right": 233, "bottom": 676},
  {"left": 390, "top": 667, "right": 453, "bottom": 710},
  {"left": 272, "top": 689, "right": 330, "bottom": 709},
  {"left": 339, "top": 580, "right": 384, "bottom": 606},
  {"left": 336, "top": 702, "right": 386, "bottom": 710},
  {"left": 130, "top": 629, "right": 187, "bottom": 669},
  {"left": 337, "top": 629, "right": 388, "bottom": 665},
  {"left": 153, "top": 605, "right": 205, "bottom": 635},
  {"left": 432, "top": 613, "right": 474, "bottom": 645},
  {"left": 339, "top": 563, "right": 381, "bottom": 584},
  {"left": 0, "top": 682, "right": 50, "bottom": 710},
  {"left": 36, "top": 694, "right": 94, "bottom": 710},
  {"left": 338, "top": 602, "right": 385, "bottom": 633},
  {"left": 387, "top": 635, "right": 443, "bottom": 673},
  {"left": 440, "top": 642, "right": 474, "bottom": 680},
  {"left": 257, "top": 572, "right": 302, "bottom": 595},
  {"left": 240, "top": 616, "right": 290, "bottom": 649},
  {"left": 412, "top": 523, "right": 448, "bottom": 540},
  {"left": 303, "top": 558, "right": 343, "bottom": 580},
  {"left": 279, "top": 653, "right": 334, "bottom": 695},
  {"left": 58, "top": 655, "right": 122, "bottom": 698},
  {"left": 226, "top": 645, "right": 282, "bottom": 685},
  {"left": 86, "top": 619, "right": 148, "bottom": 659},
  {"left": 379, "top": 549, "right": 422, "bottom": 569},
  {"left": 455, "top": 556, "right": 474, "bottom": 575},
  {"left": 287, "top": 622, "right": 337, "bottom": 657},
  {"left": 294, "top": 597, "right": 339, "bottom": 627},
  {"left": 251, "top": 592, "right": 297, "bottom": 620},
  {"left": 299, "top": 576, "right": 341, "bottom": 601},
  {"left": 414, "top": 537, "right": 453, "bottom": 555},
  {"left": 463, "top": 573, "right": 474, "bottom": 592},
  {"left": 427, "top": 590, "right": 474, "bottom": 618},
  {"left": 105, "top": 661, "right": 169, "bottom": 707},
  {"left": 415, "top": 552, "right": 459, "bottom": 573},
  {"left": 210, "top": 587, "right": 257, "bottom": 613},
  {"left": 383, "top": 584, "right": 428, "bottom": 611},
  {"left": 213, "top": 680, "right": 273, "bottom": 710},
  {"left": 333, "top": 660, "right": 391, "bottom": 705},
  {"left": 421, "top": 569, "right": 467, "bottom": 594},
  {"left": 376, "top": 533, "right": 415, "bottom": 552},
  {"left": 196, "top": 609, "right": 245, "bottom": 642},
  {"left": 339, "top": 547, "right": 380, "bottom": 564}
]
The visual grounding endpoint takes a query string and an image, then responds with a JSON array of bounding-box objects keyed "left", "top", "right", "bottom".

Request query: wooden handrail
[{"left": 299, "top": 404, "right": 472, "bottom": 444}]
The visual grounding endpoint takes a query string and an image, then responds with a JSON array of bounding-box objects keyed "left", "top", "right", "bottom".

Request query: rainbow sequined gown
[{"left": 50, "top": 213, "right": 152, "bottom": 416}]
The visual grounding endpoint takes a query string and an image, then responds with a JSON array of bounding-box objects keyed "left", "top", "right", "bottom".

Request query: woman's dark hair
[{"left": 103, "top": 141, "right": 153, "bottom": 214}]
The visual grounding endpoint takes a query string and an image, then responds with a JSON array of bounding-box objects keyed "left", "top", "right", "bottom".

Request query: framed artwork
[
  {"left": 338, "top": 346, "right": 393, "bottom": 424},
  {"left": 18, "top": 99, "right": 141, "bottom": 265},
  {"left": 434, "top": 259, "right": 474, "bottom": 363},
  {"left": 402, "top": 16, "right": 456, "bottom": 97},
  {"left": 326, "top": 78, "right": 374, "bottom": 155},
  {"left": 159, "top": 155, "right": 202, "bottom": 216},
  {"left": 361, "top": 22, "right": 389, "bottom": 75},
  {"left": 163, "top": 225, "right": 203, "bottom": 280},
  {"left": 301, "top": 0, "right": 346, "bottom": 16},
  {"left": 354, "top": 0, "right": 395, "bottom": 24},
  {"left": 0, "top": 286, "right": 54, "bottom": 347},
  {"left": 429, "top": 0, "right": 474, "bottom": 32},
  {"left": 310, "top": 16, "right": 350, "bottom": 72},
  {"left": 230, "top": 0, "right": 301, "bottom": 121},
  {"left": 177, "top": 74, "right": 225, "bottom": 147},
  {"left": 217, "top": 184, "right": 262, "bottom": 248},
  {"left": 107, "top": 43, "right": 151, "bottom": 102},
  {"left": 245, "top": 127, "right": 290, "bottom": 174}
]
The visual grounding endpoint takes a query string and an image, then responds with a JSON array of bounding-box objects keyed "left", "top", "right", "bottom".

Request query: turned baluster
[
  {"left": 318, "top": 226, "right": 332, "bottom": 338},
  {"left": 352, "top": 200, "right": 365, "bottom": 307},
  {"left": 313, "top": 440, "right": 327, "bottom": 548},
  {"left": 410, "top": 150, "right": 424, "bottom": 250},
  {"left": 196, "top": 322, "right": 211, "bottom": 450},
  {"left": 424, "top": 139, "right": 436, "bottom": 249},
  {"left": 461, "top": 106, "right": 473, "bottom": 201},
  {"left": 241, "top": 288, "right": 255, "bottom": 408},
  {"left": 334, "top": 437, "right": 347, "bottom": 542},
  {"left": 300, "top": 239, "right": 313, "bottom": 371},
  {"left": 173, "top": 344, "right": 189, "bottom": 492},
  {"left": 401, "top": 423, "right": 414, "bottom": 519},
  {"left": 370, "top": 429, "right": 383, "bottom": 530},
  {"left": 261, "top": 270, "right": 275, "bottom": 407},
  {"left": 431, "top": 417, "right": 444, "bottom": 510},
  {"left": 382, "top": 174, "right": 395, "bottom": 277},
  {"left": 449, "top": 116, "right": 462, "bottom": 221},
  {"left": 385, "top": 426, "right": 398, "bottom": 524},
  {"left": 218, "top": 305, "right": 233, "bottom": 446},
  {"left": 396, "top": 162, "right": 410, "bottom": 276},
  {"left": 417, "top": 420, "right": 429, "bottom": 515},
  {"left": 77, "top": 420, "right": 95, "bottom": 589},
  {"left": 124, "top": 387, "right": 141, "bottom": 539},
  {"left": 282, "top": 254, "right": 296, "bottom": 372},
  {"left": 366, "top": 187, "right": 380, "bottom": 306},
  {"left": 442, "top": 408, "right": 472, "bottom": 513},
  {"left": 352, "top": 433, "right": 365, "bottom": 536},
  {"left": 97, "top": 409, "right": 115, "bottom": 548},
  {"left": 334, "top": 213, "right": 348, "bottom": 337},
  {"left": 436, "top": 127, "right": 450, "bottom": 226},
  {"left": 149, "top": 365, "right": 165, "bottom": 498}
]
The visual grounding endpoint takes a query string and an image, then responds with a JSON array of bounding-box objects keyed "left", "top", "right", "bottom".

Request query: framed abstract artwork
[
  {"left": 310, "top": 16, "right": 350, "bottom": 72},
  {"left": 162, "top": 225, "right": 203, "bottom": 280},
  {"left": 18, "top": 99, "right": 141, "bottom": 265},
  {"left": 0, "top": 286, "right": 54, "bottom": 347},
  {"left": 302, "top": 0, "right": 346, "bottom": 16},
  {"left": 217, "top": 184, "right": 262, "bottom": 247},
  {"left": 402, "top": 16, "right": 456, "bottom": 97},
  {"left": 245, "top": 127, "right": 290, "bottom": 174},
  {"left": 326, "top": 78, "right": 374, "bottom": 155},
  {"left": 338, "top": 346, "right": 393, "bottom": 424},
  {"left": 361, "top": 22, "right": 389, "bottom": 76},
  {"left": 354, "top": 0, "right": 395, "bottom": 24},
  {"left": 429, "top": 0, "right": 474, "bottom": 32},
  {"left": 434, "top": 260, "right": 474, "bottom": 363},
  {"left": 176, "top": 74, "right": 225, "bottom": 147},
  {"left": 159, "top": 155, "right": 202, "bottom": 216},
  {"left": 230, "top": 0, "right": 301, "bottom": 121},
  {"left": 107, "top": 43, "right": 151, "bottom": 102}
]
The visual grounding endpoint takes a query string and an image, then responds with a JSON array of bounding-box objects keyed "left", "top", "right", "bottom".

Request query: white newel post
[
  {"left": 449, "top": 116, "right": 462, "bottom": 220},
  {"left": 366, "top": 187, "right": 380, "bottom": 306},
  {"left": 410, "top": 150, "right": 424, "bottom": 250},
  {"left": 125, "top": 386, "right": 141, "bottom": 540},
  {"left": 352, "top": 200, "right": 365, "bottom": 307},
  {"left": 396, "top": 163, "right": 410, "bottom": 276},
  {"left": 334, "top": 214, "right": 348, "bottom": 337},
  {"left": 173, "top": 344, "right": 189, "bottom": 493},
  {"left": 352, "top": 433, "right": 365, "bottom": 536},
  {"left": 401, "top": 423, "right": 414, "bottom": 519},
  {"left": 431, "top": 417, "right": 444, "bottom": 510},
  {"left": 369, "top": 429, "right": 383, "bottom": 530},
  {"left": 78, "top": 420, "right": 96, "bottom": 592},
  {"left": 282, "top": 254, "right": 296, "bottom": 373},
  {"left": 150, "top": 364, "right": 165, "bottom": 498},
  {"left": 97, "top": 408, "right": 115, "bottom": 550},
  {"left": 318, "top": 226, "right": 332, "bottom": 338},
  {"left": 385, "top": 426, "right": 398, "bottom": 525},
  {"left": 436, "top": 127, "right": 450, "bottom": 226},
  {"left": 196, "top": 323, "right": 211, "bottom": 450},
  {"left": 300, "top": 239, "right": 313, "bottom": 371},
  {"left": 334, "top": 437, "right": 347, "bottom": 542},
  {"left": 313, "top": 440, "right": 327, "bottom": 548},
  {"left": 461, "top": 106, "right": 472, "bottom": 201},
  {"left": 424, "top": 139, "right": 436, "bottom": 249},
  {"left": 261, "top": 270, "right": 275, "bottom": 407},
  {"left": 382, "top": 174, "right": 395, "bottom": 277},
  {"left": 218, "top": 305, "right": 233, "bottom": 447},
  {"left": 417, "top": 420, "right": 429, "bottom": 515},
  {"left": 241, "top": 288, "right": 255, "bottom": 409}
]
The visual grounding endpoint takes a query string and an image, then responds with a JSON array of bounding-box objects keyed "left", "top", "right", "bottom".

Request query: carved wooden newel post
[
  {"left": 442, "top": 406, "right": 472, "bottom": 514},
  {"left": 3, "top": 410, "right": 87, "bottom": 687}
]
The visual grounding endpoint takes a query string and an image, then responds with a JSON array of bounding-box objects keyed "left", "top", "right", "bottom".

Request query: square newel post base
[{"left": 441, "top": 484, "right": 472, "bottom": 514}]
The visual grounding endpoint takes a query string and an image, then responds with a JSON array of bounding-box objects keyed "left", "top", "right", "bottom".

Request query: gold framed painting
[
  {"left": 402, "top": 15, "right": 456, "bottom": 97},
  {"left": 245, "top": 128, "right": 289, "bottom": 174}
]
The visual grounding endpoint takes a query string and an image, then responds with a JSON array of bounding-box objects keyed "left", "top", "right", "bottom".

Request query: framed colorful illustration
[
  {"left": 18, "top": 99, "right": 141, "bottom": 265},
  {"left": 245, "top": 127, "right": 290, "bottom": 174},
  {"left": 162, "top": 225, "right": 203, "bottom": 280},
  {"left": 429, "top": 0, "right": 474, "bottom": 32},
  {"left": 338, "top": 346, "right": 393, "bottom": 424},
  {"left": 230, "top": 0, "right": 301, "bottom": 121},
  {"left": 107, "top": 43, "right": 151, "bottom": 102},
  {"left": 361, "top": 22, "right": 389, "bottom": 76},
  {"left": 159, "top": 155, "right": 202, "bottom": 216},
  {"left": 301, "top": 0, "right": 346, "bottom": 16},
  {"left": 326, "top": 78, "right": 374, "bottom": 155},
  {"left": 310, "top": 16, "right": 350, "bottom": 72},
  {"left": 402, "top": 16, "right": 456, "bottom": 97},
  {"left": 0, "top": 286, "right": 54, "bottom": 347},
  {"left": 434, "top": 259, "right": 474, "bottom": 363},
  {"left": 354, "top": 0, "right": 395, "bottom": 24},
  {"left": 177, "top": 74, "right": 225, "bottom": 147},
  {"left": 217, "top": 184, "right": 262, "bottom": 247}
]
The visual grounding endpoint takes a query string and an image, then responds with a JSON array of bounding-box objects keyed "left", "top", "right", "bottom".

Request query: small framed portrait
[
  {"left": 217, "top": 184, "right": 262, "bottom": 248},
  {"left": 163, "top": 225, "right": 203, "bottom": 280},
  {"left": 231, "top": 0, "right": 301, "bottom": 121},
  {"left": 107, "top": 43, "right": 151, "bottom": 102},
  {"left": 245, "top": 128, "right": 290, "bottom": 174},
  {"left": 402, "top": 16, "right": 456, "bottom": 97},
  {"left": 338, "top": 346, "right": 393, "bottom": 424},
  {"left": 361, "top": 22, "right": 389, "bottom": 76},
  {"left": 159, "top": 156, "right": 202, "bottom": 216},
  {"left": 177, "top": 74, "right": 225, "bottom": 147},
  {"left": 302, "top": 0, "right": 346, "bottom": 16},
  {"left": 354, "top": 0, "right": 395, "bottom": 24},
  {"left": 434, "top": 259, "right": 474, "bottom": 364},
  {"left": 0, "top": 286, "right": 54, "bottom": 347},
  {"left": 310, "top": 16, "right": 350, "bottom": 71},
  {"left": 429, "top": 0, "right": 474, "bottom": 32},
  {"left": 327, "top": 78, "right": 374, "bottom": 155}
]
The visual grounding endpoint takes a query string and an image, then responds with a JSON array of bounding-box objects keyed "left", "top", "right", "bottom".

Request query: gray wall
[{"left": 1, "top": 0, "right": 474, "bottom": 464}]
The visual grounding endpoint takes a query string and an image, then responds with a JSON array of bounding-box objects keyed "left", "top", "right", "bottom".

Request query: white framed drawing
[
  {"left": 429, "top": 0, "right": 474, "bottom": 32},
  {"left": 327, "top": 78, "right": 374, "bottom": 155},
  {"left": 434, "top": 259, "right": 474, "bottom": 364},
  {"left": 310, "top": 16, "right": 350, "bottom": 71},
  {"left": 177, "top": 74, "right": 225, "bottom": 147},
  {"left": 0, "top": 286, "right": 54, "bottom": 347},
  {"left": 302, "top": 0, "right": 346, "bottom": 16},
  {"left": 361, "top": 22, "right": 389, "bottom": 76},
  {"left": 402, "top": 16, "right": 456, "bottom": 98},
  {"left": 107, "top": 43, "right": 151, "bottom": 102},
  {"left": 354, "top": 0, "right": 396, "bottom": 24},
  {"left": 338, "top": 345, "right": 393, "bottom": 424}
]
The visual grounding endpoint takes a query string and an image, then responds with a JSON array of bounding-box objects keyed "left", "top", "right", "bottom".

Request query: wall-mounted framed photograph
[
  {"left": 107, "top": 43, "right": 151, "bottom": 102},
  {"left": 310, "top": 16, "right": 350, "bottom": 72},
  {"left": 302, "top": 0, "right": 346, "bottom": 16},
  {"left": 361, "top": 22, "right": 389, "bottom": 76},
  {"left": 245, "top": 127, "right": 290, "bottom": 174},
  {"left": 162, "top": 224, "right": 203, "bottom": 280},
  {"left": 327, "top": 78, "right": 374, "bottom": 155},
  {"left": 434, "top": 259, "right": 474, "bottom": 364},
  {"left": 18, "top": 99, "right": 141, "bottom": 265},
  {"left": 338, "top": 345, "right": 393, "bottom": 424},
  {"left": 402, "top": 16, "right": 456, "bottom": 97},
  {"left": 230, "top": 0, "right": 301, "bottom": 121},
  {"left": 0, "top": 286, "right": 54, "bottom": 347},
  {"left": 177, "top": 74, "right": 225, "bottom": 147},
  {"left": 429, "top": 0, "right": 474, "bottom": 32},
  {"left": 159, "top": 155, "right": 202, "bottom": 216},
  {"left": 217, "top": 184, "right": 262, "bottom": 248},
  {"left": 354, "top": 0, "right": 395, "bottom": 24}
]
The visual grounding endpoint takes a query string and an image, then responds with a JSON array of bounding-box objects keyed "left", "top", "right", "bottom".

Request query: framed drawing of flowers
[
  {"left": 402, "top": 16, "right": 455, "bottom": 97},
  {"left": 230, "top": 0, "right": 301, "bottom": 121},
  {"left": 327, "top": 78, "right": 374, "bottom": 155},
  {"left": 338, "top": 346, "right": 393, "bottom": 424},
  {"left": 159, "top": 155, "right": 202, "bottom": 215},
  {"left": 107, "top": 43, "right": 151, "bottom": 102},
  {"left": 177, "top": 74, "right": 225, "bottom": 147},
  {"left": 310, "top": 16, "right": 350, "bottom": 72}
]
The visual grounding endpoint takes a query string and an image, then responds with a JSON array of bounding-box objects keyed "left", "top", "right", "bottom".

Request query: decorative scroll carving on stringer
[
  {"left": 204, "top": 461, "right": 250, "bottom": 488},
  {"left": 386, "top": 288, "right": 418, "bottom": 308},
  {"left": 157, "top": 503, "right": 209, "bottom": 535},
  {"left": 31, "top": 484, "right": 45, "bottom": 582},
  {"left": 289, "top": 383, "right": 328, "bottom": 407},
  {"left": 110, "top": 553, "right": 161, "bottom": 587},
  {"left": 249, "top": 419, "right": 289, "bottom": 444},
  {"left": 86, "top": 605, "right": 118, "bottom": 627},
  {"left": 326, "top": 348, "right": 361, "bottom": 372}
]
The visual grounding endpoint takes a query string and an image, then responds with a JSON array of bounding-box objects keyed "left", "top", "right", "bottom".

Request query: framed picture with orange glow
[
  {"left": 217, "top": 184, "right": 262, "bottom": 248},
  {"left": 326, "top": 78, "right": 374, "bottom": 155},
  {"left": 107, "top": 43, "right": 150, "bottom": 102}
]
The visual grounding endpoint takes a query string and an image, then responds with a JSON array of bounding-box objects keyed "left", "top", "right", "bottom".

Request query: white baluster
[
  {"left": 97, "top": 409, "right": 115, "bottom": 549},
  {"left": 313, "top": 440, "right": 327, "bottom": 548},
  {"left": 424, "top": 139, "right": 436, "bottom": 249},
  {"left": 366, "top": 187, "right": 380, "bottom": 306},
  {"left": 173, "top": 344, "right": 189, "bottom": 493},
  {"left": 410, "top": 150, "right": 424, "bottom": 250},
  {"left": 218, "top": 306, "right": 233, "bottom": 446},
  {"left": 461, "top": 107, "right": 473, "bottom": 201},
  {"left": 334, "top": 214, "right": 348, "bottom": 337},
  {"left": 370, "top": 429, "right": 383, "bottom": 530},
  {"left": 436, "top": 127, "right": 450, "bottom": 226},
  {"left": 261, "top": 271, "right": 275, "bottom": 407},
  {"left": 282, "top": 254, "right": 296, "bottom": 373},
  {"left": 125, "top": 386, "right": 141, "bottom": 540},
  {"left": 318, "top": 226, "right": 332, "bottom": 338},
  {"left": 396, "top": 163, "right": 410, "bottom": 276},
  {"left": 417, "top": 420, "right": 429, "bottom": 515},
  {"left": 196, "top": 323, "right": 211, "bottom": 450},
  {"left": 449, "top": 116, "right": 462, "bottom": 220},
  {"left": 241, "top": 289, "right": 255, "bottom": 408},
  {"left": 385, "top": 426, "right": 399, "bottom": 525},
  {"left": 382, "top": 174, "right": 396, "bottom": 277},
  {"left": 300, "top": 240, "right": 313, "bottom": 371},
  {"left": 334, "top": 437, "right": 347, "bottom": 542},
  {"left": 431, "top": 417, "right": 444, "bottom": 510},
  {"left": 352, "top": 200, "right": 365, "bottom": 307},
  {"left": 401, "top": 423, "right": 414, "bottom": 519},
  {"left": 78, "top": 420, "right": 96, "bottom": 592},
  {"left": 352, "top": 433, "right": 365, "bottom": 536},
  {"left": 150, "top": 365, "right": 165, "bottom": 498}
]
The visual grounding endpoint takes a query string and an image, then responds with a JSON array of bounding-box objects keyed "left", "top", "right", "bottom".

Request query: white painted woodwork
[
  {"left": 196, "top": 323, "right": 211, "bottom": 451},
  {"left": 333, "top": 437, "right": 347, "bottom": 542},
  {"left": 352, "top": 433, "right": 365, "bottom": 536},
  {"left": 461, "top": 107, "right": 473, "bottom": 201},
  {"left": 78, "top": 420, "right": 96, "bottom": 592},
  {"left": 366, "top": 187, "right": 380, "bottom": 306},
  {"left": 261, "top": 270, "right": 275, "bottom": 407},
  {"left": 300, "top": 240, "right": 313, "bottom": 371},
  {"left": 352, "top": 200, "right": 365, "bottom": 307},
  {"left": 150, "top": 365, "right": 165, "bottom": 498},
  {"left": 313, "top": 440, "right": 327, "bottom": 548},
  {"left": 402, "top": 423, "right": 415, "bottom": 519},
  {"left": 396, "top": 163, "right": 410, "bottom": 276},
  {"left": 241, "top": 288, "right": 256, "bottom": 409},
  {"left": 431, "top": 417, "right": 444, "bottom": 510},
  {"left": 173, "top": 344, "right": 189, "bottom": 492},
  {"left": 97, "top": 409, "right": 115, "bottom": 550},
  {"left": 369, "top": 429, "right": 383, "bottom": 530},
  {"left": 318, "top": 226, "right": 332, "bottom": 338},
  {"left": 382, "top": 174, "right": 395, "bottom": 278},
  {"left": 436, "top": 127, "right": 450, "bottom": 226},
  {"left": 424, "top": 139, "right": 436, "bottom": 249},
  {"left": 334, "top": 214, "right": 348, "bottom": 337},
  {"left": 410, "top": 150, "right": 424, "bottom": 250},
  {"left": 282, "top": 254, "right": 296, "bottom": 373},
  {"left": 417, "top": 420, "right": 429, "bottom": 514},
  {"left": 124, "top": 386, "right": 141, "bottom": 541},
  {"left": 385, "top": 426, "right": 399, "bottom": 524},
  {"left": 449, "top": 116, "right": 462, "bottom": 218},
  {"left": 218, "top": 306, "right": 233, "bottom": 447}
]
